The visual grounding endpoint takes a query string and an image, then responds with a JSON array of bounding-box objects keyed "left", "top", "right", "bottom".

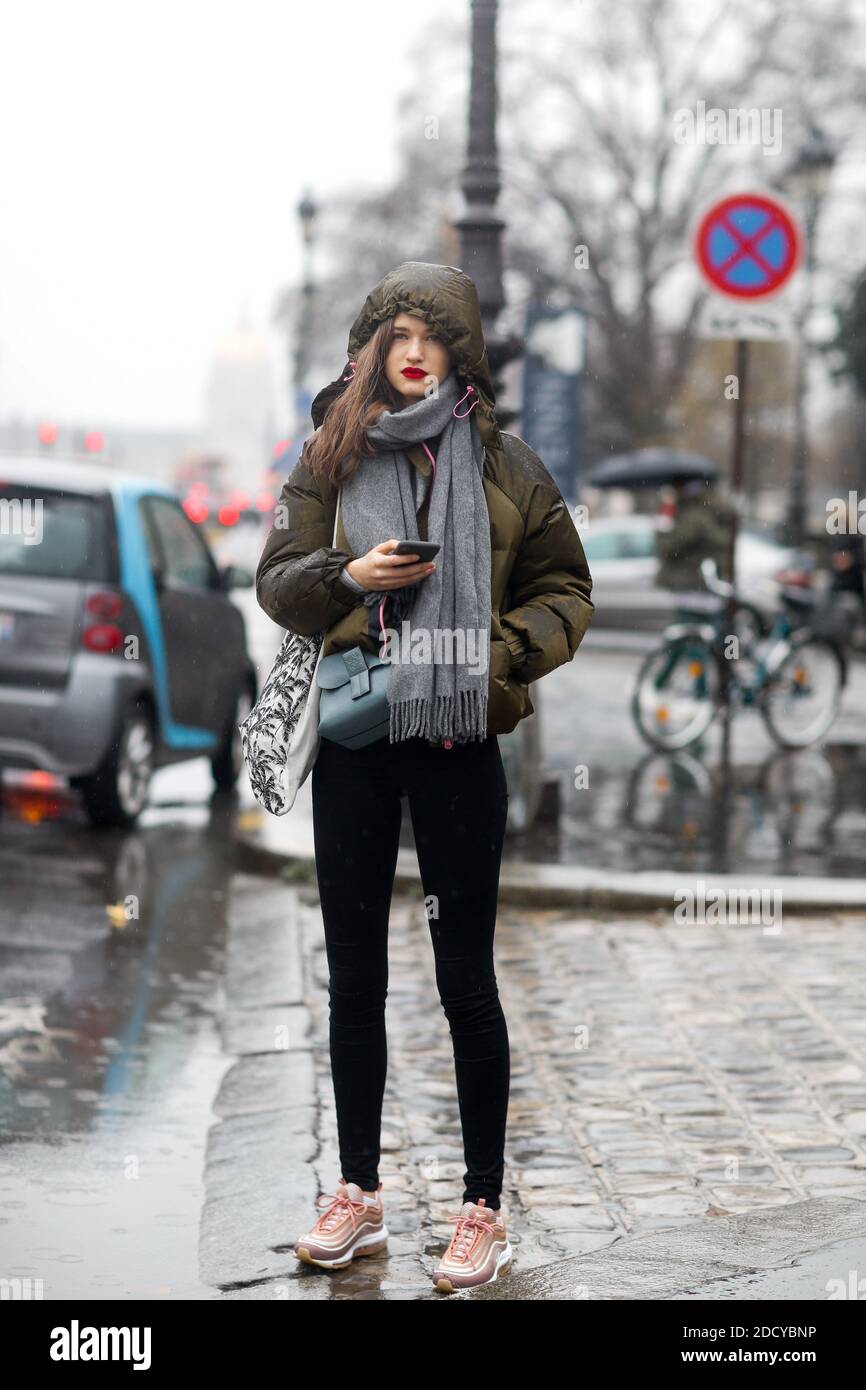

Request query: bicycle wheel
[
  {"left": 760, "top": 636, "right": 845, "bottom": 748},
  {"left": 631, "top": 636, "right": 721, "bottom": 750}
]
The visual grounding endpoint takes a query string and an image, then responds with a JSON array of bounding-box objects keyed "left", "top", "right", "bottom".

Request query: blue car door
[{"left": 138, "top": 495, "right": 233, "bottom": 734}]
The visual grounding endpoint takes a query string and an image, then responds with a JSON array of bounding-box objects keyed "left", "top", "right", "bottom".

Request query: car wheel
[
  {"left": 78, "top": 701, "right": 155, "bottom": 828},
  {"left": 211, "top": 684, "right": 254, "bottom": 791}
]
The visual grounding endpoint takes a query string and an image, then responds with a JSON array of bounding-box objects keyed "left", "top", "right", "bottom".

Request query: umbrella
[{"left": 588, "top": 448, "right": 720, "bottom": 490}]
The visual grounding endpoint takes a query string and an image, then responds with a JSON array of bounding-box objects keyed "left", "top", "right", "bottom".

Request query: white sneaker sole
[
  {"left": 294, "top": 1223, "right": 389, "bottom": 1269},
  {"left": 433, "top": 1238, "right": 513, "bottom": 1293}
]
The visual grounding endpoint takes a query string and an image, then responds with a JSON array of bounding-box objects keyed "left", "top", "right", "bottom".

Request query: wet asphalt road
[{"left": 0, "top": 771, "right": 246, "bottom": 1299}]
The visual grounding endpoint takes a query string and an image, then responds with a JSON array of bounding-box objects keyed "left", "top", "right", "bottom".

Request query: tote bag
[{"left": 238, "top": 490, "right": 343, "bottom": 815}]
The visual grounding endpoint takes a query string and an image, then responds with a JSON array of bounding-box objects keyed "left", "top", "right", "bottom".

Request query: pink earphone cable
[{"left": 452, "top": 383, "right": 477, "bottom": 418}]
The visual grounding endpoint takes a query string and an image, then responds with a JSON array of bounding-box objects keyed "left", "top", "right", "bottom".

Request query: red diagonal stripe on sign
[{"left": 716, "top": 209, "right": 782, "bottom": 280}]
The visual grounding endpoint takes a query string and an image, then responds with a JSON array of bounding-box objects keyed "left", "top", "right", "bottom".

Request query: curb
[{"left": 234, "top": 830, "right": 866, "bottom": 913}]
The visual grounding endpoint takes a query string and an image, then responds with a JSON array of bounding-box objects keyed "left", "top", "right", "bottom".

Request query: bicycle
[{"left": 631, "top": 560, "right": 847, "bottom": 752}]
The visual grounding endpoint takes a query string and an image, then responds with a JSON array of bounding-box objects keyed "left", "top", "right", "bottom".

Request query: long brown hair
[{"left": 304, "top": 315, "right": 451, "bottom": 485}]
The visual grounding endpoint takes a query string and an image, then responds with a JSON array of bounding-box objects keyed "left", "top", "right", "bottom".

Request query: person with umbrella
[
  {"left": 655, "top": 476, "right": 732, "bottom": 593},
  {"left": 587, "top": 448, "right": 731, "bottom": 594}
]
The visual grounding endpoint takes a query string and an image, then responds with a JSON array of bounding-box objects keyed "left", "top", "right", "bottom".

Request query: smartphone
[{"left": 390, "top": 540, "right": 441, "bottom": 562}]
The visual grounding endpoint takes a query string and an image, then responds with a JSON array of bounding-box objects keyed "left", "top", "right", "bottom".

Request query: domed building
[{"left": 203, "top": 311, "right": 277, "bottom": 494}]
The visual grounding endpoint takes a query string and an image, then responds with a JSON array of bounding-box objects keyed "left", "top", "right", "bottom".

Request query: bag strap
[{"left": 340, "top": 646, "right": 371, "bottom": 699}]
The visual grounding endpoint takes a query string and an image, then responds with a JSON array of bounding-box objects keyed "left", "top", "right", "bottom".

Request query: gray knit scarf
[{"left": 338, "top": 372, "right": 491, "bottom": 744}]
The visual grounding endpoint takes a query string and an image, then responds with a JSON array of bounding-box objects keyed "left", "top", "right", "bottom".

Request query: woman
[{"left": 256, "top": 261, "right": 593, "bottom": 1292}]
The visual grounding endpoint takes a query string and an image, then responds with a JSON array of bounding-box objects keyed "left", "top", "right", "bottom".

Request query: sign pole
[
  {"left": 719, "top": 335, "right": 747, "bottom": 829},
  {"left": 726, "top": 336, "right": 749, "bottom": 593},
  {"left": 692, "top": 192, "right": 800, "bottom": 817},
  {"left": 693, "top": 190, "right": 802, "bottom": 570},
  {"left": 719, "top": 336, "right": 747, "bottom": 735}
]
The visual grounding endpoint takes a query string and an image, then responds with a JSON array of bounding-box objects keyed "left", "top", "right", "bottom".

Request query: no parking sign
[
  {"left": 694, "top": 192, "right": 802, "bottom": 340},
  {"left": 689, "top": 191, "right": 805, "bottom": 594}
]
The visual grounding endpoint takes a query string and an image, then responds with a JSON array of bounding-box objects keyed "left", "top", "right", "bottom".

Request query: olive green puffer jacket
[{"left": 255, "top": 261, "right": 594, "bottom": 737}]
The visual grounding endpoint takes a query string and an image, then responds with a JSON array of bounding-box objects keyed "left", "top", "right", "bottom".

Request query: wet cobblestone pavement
[{"left": 209, "top": 878, "right": 866, "bottom": 1299}]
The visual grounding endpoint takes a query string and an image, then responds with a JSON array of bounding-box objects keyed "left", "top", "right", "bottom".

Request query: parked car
[
  {"left": 0, "top": 458, "right": 257, "bottom": 826},
  {"left": 579, "top": 514, "right": 799, "bottom": 630}
]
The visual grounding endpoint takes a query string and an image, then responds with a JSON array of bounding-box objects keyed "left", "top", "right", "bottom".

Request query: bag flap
[{"left": 316, "top": 647, "right": 390, "bottom": 689}]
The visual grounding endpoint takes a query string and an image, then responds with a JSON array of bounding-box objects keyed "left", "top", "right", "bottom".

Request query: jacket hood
[{"left": 310, "top": 262, "right": 503, "bottom": 453}]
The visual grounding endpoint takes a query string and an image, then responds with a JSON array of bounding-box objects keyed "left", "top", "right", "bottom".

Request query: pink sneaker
[
  {"left": 432, "top": 1198, "right": 512, "bottom": 1293},
  {"left": 293, "top": 1178, "right": 388, "bottom": 1269}
]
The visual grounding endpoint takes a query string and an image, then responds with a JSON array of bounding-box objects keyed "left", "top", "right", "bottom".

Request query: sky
[
  {"left": 0, "top": 0, "right": 458, "bottom": 433},
  {"left": 2, "top": 2, "right": 862, "bottom": 443}
]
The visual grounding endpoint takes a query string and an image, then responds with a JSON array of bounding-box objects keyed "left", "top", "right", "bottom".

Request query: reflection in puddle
[{"left": 511, "top": 744, "right": 866, "bottom": 877}]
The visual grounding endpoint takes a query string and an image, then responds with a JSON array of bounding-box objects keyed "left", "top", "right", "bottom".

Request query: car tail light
[
  {"left": 85, "top": 590, "right": 123, "bottom": 620},
  {"left": 82, "top": 591, "right": 124, "bottom": 653}
]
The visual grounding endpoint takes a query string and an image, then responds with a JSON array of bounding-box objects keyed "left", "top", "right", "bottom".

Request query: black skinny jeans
[{"left": 311, "top": 731, "right": 510, "bottom": 1210}]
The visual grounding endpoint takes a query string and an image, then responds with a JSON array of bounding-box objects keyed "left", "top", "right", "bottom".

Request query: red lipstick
[{"left": 401, "top": 368, "right": 426, "bottom": 379}]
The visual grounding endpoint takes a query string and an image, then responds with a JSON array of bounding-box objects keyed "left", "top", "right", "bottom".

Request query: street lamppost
[
  {"left": 294, "top": 189, "right": 318, "bottom": 439},
  {"left": 454, "top": 0, "right": 552, "bottom": 831},
  {"left": 783, "top": 125, "right": 836, "bottom": 547},
  {"left": 453, "top": 0, "right": 522, "bottom": 424}
]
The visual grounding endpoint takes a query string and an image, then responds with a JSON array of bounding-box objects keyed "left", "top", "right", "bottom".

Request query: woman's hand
[{"left": 344, "top": 540, "right": 436, "bottom": 591}]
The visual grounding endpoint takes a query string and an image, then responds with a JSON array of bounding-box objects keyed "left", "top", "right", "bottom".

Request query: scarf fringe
[{"left": 388, "top": 687, "right": 488, "bottom": 743}]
